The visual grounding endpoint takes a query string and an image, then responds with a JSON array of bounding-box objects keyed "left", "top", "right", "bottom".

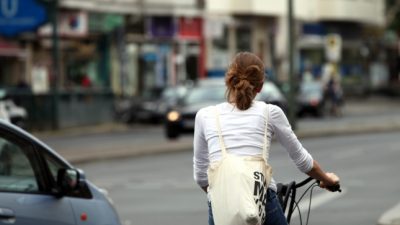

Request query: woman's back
[{"left": 196, "top": 101, "right": 269, "bottom": 163}]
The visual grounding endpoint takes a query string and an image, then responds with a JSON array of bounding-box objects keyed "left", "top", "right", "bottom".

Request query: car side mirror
[{"left": 56, "top": 168, "right": 81, "bottom": 196}]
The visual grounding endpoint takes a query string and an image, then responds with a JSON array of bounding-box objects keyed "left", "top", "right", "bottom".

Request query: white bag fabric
[{"left": 208, "top": 104, "right": 273, "bottom": 225}]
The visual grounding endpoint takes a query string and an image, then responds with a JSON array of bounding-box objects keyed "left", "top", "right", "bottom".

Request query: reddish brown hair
[{"left": 225, "top": 52, "right": 265, "bottom": 110}]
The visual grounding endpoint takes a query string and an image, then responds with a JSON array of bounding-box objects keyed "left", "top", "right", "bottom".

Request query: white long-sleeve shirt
[{"left": 193, "top": 101, "right": 314, "bottom": 191}]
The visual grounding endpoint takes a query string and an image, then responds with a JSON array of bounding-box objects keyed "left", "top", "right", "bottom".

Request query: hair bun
[
  {"left": 224, "top": 52, "right": 265, "bottom": 110},
  {"left": 244, "top": 65, "right": 262, "bottom": 79}
]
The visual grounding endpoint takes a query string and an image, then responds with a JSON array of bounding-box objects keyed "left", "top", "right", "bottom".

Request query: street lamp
[
  {"left": 288, "top": 0, "right": 297, "bottom": 130},
  {"left": 39, "top": 0, "right": 60, "bottom": 129}
]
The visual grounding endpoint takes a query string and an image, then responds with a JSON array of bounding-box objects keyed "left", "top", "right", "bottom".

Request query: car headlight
[{"left": 167, "top": 111, "right": 180, "bottom": 122}]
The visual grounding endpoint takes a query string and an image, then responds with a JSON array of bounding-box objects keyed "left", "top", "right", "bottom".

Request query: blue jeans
[{"left": 208, "top": 189, "right": 288, "bottom": 225}]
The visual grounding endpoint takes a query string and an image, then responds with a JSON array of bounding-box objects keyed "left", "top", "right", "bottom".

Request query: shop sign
[
  {"left": 324, "top": 33, "right": 342, "bottom": 63},
  {"left": 178, "top": 17, "right": 202, "bottom": 40},
  {"left": 32, "top": 65, "right": 49, "bottom": 94},
  {"left": 88, "top": 13, "right": 124, "bottom": 33},
  {"left": 38, "top": 11, "right": 88, "bottom": 37},
  {"left": 0, "top": 0, "right": 47, "bottom": 37},
  {"left": 148, "top": 16, "right": 175, "bottom": 38}
]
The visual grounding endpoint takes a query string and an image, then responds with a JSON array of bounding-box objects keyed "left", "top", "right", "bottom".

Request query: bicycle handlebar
[
  {"left": 294, "top": 177, "right": 341, "bottom": 192},
  {"left": 277, "top": 177, "right": 341, "bottom": 224},
  {"left": 295, "top": 177, "right": 314, "bottom": 188}
]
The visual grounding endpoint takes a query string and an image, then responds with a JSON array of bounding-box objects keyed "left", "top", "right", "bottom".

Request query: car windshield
[
  {"left": 161, "top": 86, "right": 188, "bottom": 100},
  {"left": 185, "top": 85, "right": 226, "bottom": 105},
  {"left": 256, "top": 82, "right": 283, "bottom": 100}
]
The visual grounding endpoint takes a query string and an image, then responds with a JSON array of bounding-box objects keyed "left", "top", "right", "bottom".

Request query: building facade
[
  {"left": 0, "top": 0, "right": 389, "bottom": 129},
  {"left": 204, "top": 0, "right": 386, "bottom": 93},
  {"left": 0, "top": 0, "right": 204, "bottom": 129}
]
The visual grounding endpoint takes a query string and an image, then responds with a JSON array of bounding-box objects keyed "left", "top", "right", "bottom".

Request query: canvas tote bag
[{"left": 208, "top": 104, "right": 273, "bottom": 225}]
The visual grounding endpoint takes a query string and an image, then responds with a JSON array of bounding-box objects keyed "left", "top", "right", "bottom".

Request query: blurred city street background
[{"left": 1, "top": 0, "right": 400, "bottom": 225}]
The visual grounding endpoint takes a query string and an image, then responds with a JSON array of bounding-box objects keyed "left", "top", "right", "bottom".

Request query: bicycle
[{"left": 276, "top": 177, "right": 341, "bottom": 225}]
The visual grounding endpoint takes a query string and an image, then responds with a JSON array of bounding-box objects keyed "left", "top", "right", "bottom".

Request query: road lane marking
[{"left": 378, "top": 202, "right": 400, "bottom": 225}]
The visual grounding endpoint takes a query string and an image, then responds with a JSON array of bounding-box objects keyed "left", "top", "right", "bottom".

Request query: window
[
  {"left": 43, "top": 151, "right": 66, "bottom": 183},
  {"left": 212, "top": 26, "right": 228, "bottom": 50},
  {"left": 0, "top": 138, "right": 38, "bottom": 192},
  {"left": 236, "top": 26, "right": 252, "bottom": 52}
]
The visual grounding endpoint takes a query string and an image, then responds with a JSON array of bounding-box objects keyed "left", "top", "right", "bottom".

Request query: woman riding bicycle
[{"left": 193, "top": 52, "right": 340, "bottom": 225}]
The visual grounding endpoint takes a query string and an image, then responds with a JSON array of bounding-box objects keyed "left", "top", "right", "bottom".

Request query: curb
[
  {"left": 296, "top": 123, "right": 400, "bottom": 139},
  {"left": 65, "top": 138, "right": 193, "bottom": 164}
]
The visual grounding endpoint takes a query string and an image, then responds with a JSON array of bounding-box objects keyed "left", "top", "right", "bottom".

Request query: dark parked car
[
  {"left": 113, "top": 87, "right": 163, "bottom": 124},
  {"left": 150, "top": 84, "right": 190, "bottom": 123},
  {"left": 165, "top": 79, "right": 225, "bottom": 139},
  {"left": 164, "top": 78, "right": 287, "bottom": 139},
  {"left": 297, "top": 81, "right": 325, "bottom": 117},
  {"left": 114, "top": 85, "right": 190, "bottom": 124},
  {"left": 0, "top": 120, "right": 122, "bottom": 225}
]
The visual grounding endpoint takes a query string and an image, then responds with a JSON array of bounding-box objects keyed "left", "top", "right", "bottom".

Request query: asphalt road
[{"left": 77, "top": 131, "right": 400, "bottom": 225}]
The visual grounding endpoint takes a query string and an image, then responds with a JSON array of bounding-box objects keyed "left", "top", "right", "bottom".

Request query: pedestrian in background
[
  {"left": 193, "top": 52, "right": 340, "bottom": 225},
  {"left": 322, "top": 63, "right": 343, "bottom": 116}
]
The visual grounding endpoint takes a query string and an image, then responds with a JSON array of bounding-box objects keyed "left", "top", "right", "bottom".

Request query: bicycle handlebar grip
[
  {"left": 316, "top": 180, "right": 342, "bottom": 192},
  {"left": 326, "top": 183, "right": 342, "bottom": 192}
]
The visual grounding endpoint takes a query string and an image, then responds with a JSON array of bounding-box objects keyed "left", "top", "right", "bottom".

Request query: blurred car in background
[
  {"left": 0, "top": 120, "right": 122, "bottom": 225},
  {"left": 296, "top": 80, "right": 325, "bottom": 117},
  {"left": 113, "top": 87, "right": 163, "bottom": 124},
  {"left": 153, "top": 84, "right": 191, "bottom": 122},
  {"left": 164, "top": 78, "right": 287, "bottom": 139},
  {"left": 164, "top": 79, "right": 225, "bottom": 139},
  {"left": 114, "top": 84, "right": 191, "bottom": 124},
  {"left": 255, "top": 81, "right": 288, "bottom": 114}
]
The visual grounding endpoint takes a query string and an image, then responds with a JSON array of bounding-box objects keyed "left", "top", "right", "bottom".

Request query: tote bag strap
[
  {"left": 214, "top": 106, "right": 227, "bottom": 157},
  {"left": 215, "top": 104, "right": 270, "bottom": 160},
  {"left": 214, "top": 106, "right": 226, "bottom": 156},
  {"left": 263, "top": 104, "right": 270, "bottom": 162}
]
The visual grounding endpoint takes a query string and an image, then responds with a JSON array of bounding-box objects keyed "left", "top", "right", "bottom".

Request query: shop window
[
  {"left": 212, "top": 26, "right": 228, "bottom": 51},
  {"left": 236, "top": 26, "right": 251, "bottom": 52}
]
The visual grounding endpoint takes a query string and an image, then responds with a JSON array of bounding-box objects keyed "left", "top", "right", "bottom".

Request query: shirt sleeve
[
  {"left": 270, "top": 105, "right": 314, "bottom": 173},
  {"left": 193, "top": 108, "right": 210, "bottom": 187}
]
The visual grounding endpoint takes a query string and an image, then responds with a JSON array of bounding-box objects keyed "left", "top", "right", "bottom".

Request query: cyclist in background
[{"left": 193, "top": 52, "right": 340, "bottom": 225}]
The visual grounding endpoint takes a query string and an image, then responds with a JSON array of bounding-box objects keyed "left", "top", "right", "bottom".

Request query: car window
[
  {"left": 257, "top": 82, "right": 283, "bottom": 100},
  {"left": 42, "top": 151, "right": 67, "bottom": 182},
  {"left": 162, "top": 86, "right": 187, "bottom": 100},
  {"left": 0, "top": 138, "right": 38, "bottom": 192}
]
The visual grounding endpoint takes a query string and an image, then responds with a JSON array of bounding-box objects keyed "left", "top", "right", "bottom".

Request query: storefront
[
  {"left": 0, "top": 40, "right": 29, "bottom": 87},
  {"left": 204, "top": 16, "right": 276, "bottom": 78}
]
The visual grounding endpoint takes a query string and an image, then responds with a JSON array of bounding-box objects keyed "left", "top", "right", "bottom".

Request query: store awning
[
  {"left": 60, "top": 0, "right": 202, "bottom": 16},
  {"left": 0, "top": 41, "right": 27, "bottom": 58}
]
